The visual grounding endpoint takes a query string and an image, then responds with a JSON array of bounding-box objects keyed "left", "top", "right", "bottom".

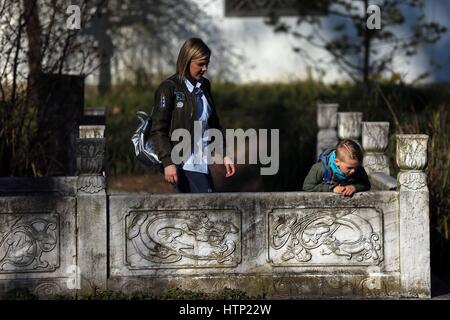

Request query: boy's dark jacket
[
  {"left": 149, "top": 74, "right": 226, "bottom": 168},
  {"left": 302, "top": 148, "right": 371, "bottom": 192}
]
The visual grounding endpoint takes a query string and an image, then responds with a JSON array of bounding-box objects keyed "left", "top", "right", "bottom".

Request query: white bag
[{"left": 131, "top": 111, "right": 162, "bottom": 171}]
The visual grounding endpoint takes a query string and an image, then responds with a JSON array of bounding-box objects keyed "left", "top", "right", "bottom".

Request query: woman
[{"left": 149, "top": 38, "right": 235, "bottom": 193}]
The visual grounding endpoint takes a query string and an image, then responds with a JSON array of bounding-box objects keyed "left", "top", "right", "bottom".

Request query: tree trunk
[
  {"left": 23, "top": 0, "right": 42, "bottom": 106},
  {"left": 363, "top": 0, "right": 371, "bottom": 84},
  {"left": 99, "top": 48, "right": 112, "bottom": 95}
]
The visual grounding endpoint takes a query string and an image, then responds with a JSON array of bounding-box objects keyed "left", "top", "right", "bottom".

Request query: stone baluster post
[
  {"left": 76, "top": 125, "right": 107, "bottom": 295},
  {"left": 362, "top": 122, "right": 390, "bottom": 175},
  {"left": 337, "top": 112, "right": 363, "bottom": 144},
  {"left": 396, "top": 134, "right": 430, "bottom": 297},
  {"left": 317, "top": 103, "right": 338, "bottom": 157}
]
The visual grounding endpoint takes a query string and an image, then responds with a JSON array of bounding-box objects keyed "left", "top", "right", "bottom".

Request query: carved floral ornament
[
  {"left": 396, "top": 135, "right": 428, "bottom": 170},
  {"left": 398, "top": 172, "right": 427, "bottom": 190},
  {"left": 77, "top": 175, "right": 105, "bottom": 194},
  {"left": 76, "top": 139, "right": 105, "bottom": 174}
]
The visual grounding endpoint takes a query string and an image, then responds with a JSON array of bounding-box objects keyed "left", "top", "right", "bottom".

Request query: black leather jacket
[{"left": 149, "top": 74, "right": 225, "bottom": 168}]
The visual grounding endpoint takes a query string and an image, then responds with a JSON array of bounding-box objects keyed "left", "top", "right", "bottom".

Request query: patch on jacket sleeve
[
  {"left": 159, "top": 92, "right": 166, "bottom": 108},
  {"left": 174, "top": 91, "right": 184, "bottom": 108}
]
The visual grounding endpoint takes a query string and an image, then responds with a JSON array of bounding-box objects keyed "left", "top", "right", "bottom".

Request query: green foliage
[
  {"left": 79, "top": 289, "right": 154, "bottom": 300},
  {"left": 162, "top": 287, "right": 209, "bottom": 300},
  {"left": 214, "top": 287, "right": 251, "bottom": 300}
]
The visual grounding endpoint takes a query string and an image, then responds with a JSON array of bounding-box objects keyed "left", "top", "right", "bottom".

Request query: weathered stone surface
[
  {"left": 397, "top": 134, "right": 428, "bottom": 170},
  {"left": 0, "top": 278, "right": 75, "bottom": 299},
  {"left": 75, "top": 126, "right": 107, "bottom": 295},
  {"left": 79, "top": 125, "right": 105, "bottom": 139},
  {"left": 0, "top": 196, "right": 77, "bottom": 298},
  {"left": 0, "top": 130, "right": 431, "bottom": 299},
  {"left": 76, "top": 138, "right": 105, "bottom": 175},
  {"left": 268, "top": 207, "right": 383, "bottom": 266},
  {"left": 317, "top": 103, "right": 338, "bottom": 156},
  {"left": 109, "top": 191, "right": 401, "bottom": 297},
  {"left": 369, "top": 172, "right": 397, "bottom": 191},
  {"left": 362, "top": 122, "right": 390, "bottom": 175},
  {"left": 125, "top": 209, "right": 241, "bottom": 269},
  {"left": 397, "top": 134, "right": 430, "bottom": 298},
  {"left": 108, "top": 273, "right": 402, "bottom": 299},
  {"left": 337, "top": 112, "right": 363, "bottom": 142}
]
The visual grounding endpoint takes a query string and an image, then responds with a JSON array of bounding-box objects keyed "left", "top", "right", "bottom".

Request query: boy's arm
[
  {"left": 352, "top": 166, "right": 371, "bottom": 192},
  {"left": 303, "top": 163, "right": 336, "bottom": 192}
]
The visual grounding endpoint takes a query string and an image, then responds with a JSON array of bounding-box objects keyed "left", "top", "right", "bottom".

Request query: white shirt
[{"left": 182, "top": 78, "right": 211, "bottom": 174}]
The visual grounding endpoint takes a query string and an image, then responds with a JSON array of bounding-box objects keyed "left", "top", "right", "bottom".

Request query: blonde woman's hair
[{"left": 176, "top": 38, "right": 211, "bottom": 81}]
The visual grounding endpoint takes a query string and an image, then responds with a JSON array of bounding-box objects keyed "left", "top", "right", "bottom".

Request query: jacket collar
[{"left": 184, "top": 77, "right": 203, "bottom": 93}]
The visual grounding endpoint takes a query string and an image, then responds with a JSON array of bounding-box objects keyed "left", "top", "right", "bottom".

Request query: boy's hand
[
  {"left": 333, "top": 186, "right": 346, "bottom": 194},
  {"left": 342, "top": 185, "right": 357, "bottom": 197}
]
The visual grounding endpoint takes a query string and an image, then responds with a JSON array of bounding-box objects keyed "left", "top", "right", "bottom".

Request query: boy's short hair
[{"left": 336, "top": 139, "right": 363, "bottom": 163}]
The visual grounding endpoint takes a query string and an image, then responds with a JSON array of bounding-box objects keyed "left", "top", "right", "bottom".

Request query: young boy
[{"left": 303, "top": 139, "right": 371, "bottom": 196}]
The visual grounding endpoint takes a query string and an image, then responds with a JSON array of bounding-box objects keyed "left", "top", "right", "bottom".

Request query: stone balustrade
[
  {"left": 397, "top": 134, "right": 430, "bottom": 297},
  {"left": 0, "top": 124, "right": 431, "bottom": 299},
  {"left": 76, "top": 125, "right": 108, "bottom": 295}
]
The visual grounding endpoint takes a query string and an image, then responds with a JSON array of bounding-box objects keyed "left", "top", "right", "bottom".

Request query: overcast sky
[{"left": 193, "top": 0, "right": 450, "bottom": 83}]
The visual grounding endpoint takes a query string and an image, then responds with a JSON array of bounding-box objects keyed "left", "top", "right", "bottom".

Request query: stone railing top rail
[
  {"left": 107, "top": 190, "right": 397, "bottom": 200},
  {"left": 369, "top": 172, "right": 397, "bottom": 191}
]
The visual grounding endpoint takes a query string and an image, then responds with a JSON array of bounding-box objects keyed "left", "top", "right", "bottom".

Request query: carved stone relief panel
[
  {"left": 0, "top": 213, "right": 59, "bottom": 273},
  {"left": 268, "top": 207, "right": 383, "bottom": 266},
  {"left": 125, "top": 209, "right": 241, "bottom": 269}
]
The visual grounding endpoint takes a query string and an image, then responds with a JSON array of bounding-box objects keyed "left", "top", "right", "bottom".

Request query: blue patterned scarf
[{"left": 329, "top": 150, "right": 347, "bottom": 181}]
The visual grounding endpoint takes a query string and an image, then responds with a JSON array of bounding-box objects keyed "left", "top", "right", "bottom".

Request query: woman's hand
[
  {"left": 164, "top": 164, "right": 178, "bottom": 185},
  {"left": 224, "top": 156, "right": 235, "bottom": 178}
]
